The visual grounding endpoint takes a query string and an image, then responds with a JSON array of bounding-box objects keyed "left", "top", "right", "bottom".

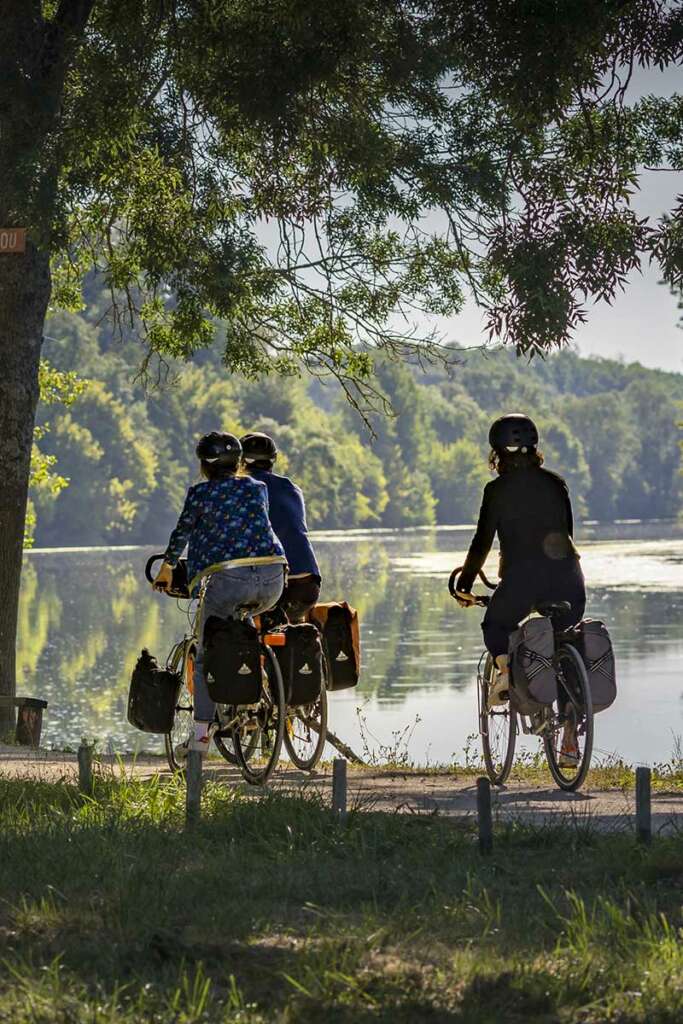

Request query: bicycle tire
[
  {"left": 233, "top": 646, "right": 285, "bottom": 785},
  {"left": 213, "top": 711, "right": 260, "bottom": 766},
  {"left": 544, "top": 643, "right": 594, "bottom": 792},
  {"left": 283, "top": 655, "right": 329, "bottom": 771},
  {"left": 164, "top": 640, "right": 196, "bottom": 773},
  {"left": 479, "top": 653, "right": 517, "bottom": 786}
]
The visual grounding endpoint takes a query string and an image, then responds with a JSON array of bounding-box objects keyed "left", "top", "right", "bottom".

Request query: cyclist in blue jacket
[{"left": 240, "top": 432, "right": 321, "bottom": 622}]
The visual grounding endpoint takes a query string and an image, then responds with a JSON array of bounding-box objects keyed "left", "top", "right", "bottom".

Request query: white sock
[{"left": 194, "top": 721, "right": 210, "bottom": 742}]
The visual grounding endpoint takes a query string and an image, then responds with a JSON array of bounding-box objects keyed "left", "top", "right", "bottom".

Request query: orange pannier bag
[{"left": 309, "top": 602, "right": 360, "bottom": 691}]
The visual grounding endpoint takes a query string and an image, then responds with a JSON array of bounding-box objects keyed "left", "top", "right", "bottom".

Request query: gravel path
[{"left": 2, "top": 745, "right": 681, "bottom": 834}]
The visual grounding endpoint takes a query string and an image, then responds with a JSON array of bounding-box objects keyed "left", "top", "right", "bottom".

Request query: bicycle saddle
[{"left": 535, "top": 600, "right": 571, "bottom": 618}]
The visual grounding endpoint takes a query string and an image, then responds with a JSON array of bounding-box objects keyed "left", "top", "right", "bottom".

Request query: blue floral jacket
[{"left": 163, "top": 476, "right": 285, "bottom": 589}]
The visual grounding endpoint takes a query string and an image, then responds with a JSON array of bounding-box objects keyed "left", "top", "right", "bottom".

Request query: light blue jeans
[{"left": 193, "top": 564, "right": 285, "bottom": 721}]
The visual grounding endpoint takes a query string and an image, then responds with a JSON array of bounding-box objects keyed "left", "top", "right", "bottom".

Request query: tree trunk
[{"left": 0, "top": 244, "right": 50, "bottom": 731}]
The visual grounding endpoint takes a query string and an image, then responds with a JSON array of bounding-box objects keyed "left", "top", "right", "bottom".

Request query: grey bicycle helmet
[
  {"left": 488, "top": 414, "right": 539, "bottom": 451},
  {"left": 240, "top": 432, "right": 278, "bottom": 463}
]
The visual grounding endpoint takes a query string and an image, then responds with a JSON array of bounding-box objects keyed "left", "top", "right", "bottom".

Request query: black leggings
[{"left": 482, "top": 559, "right": 586, "bottom": 658}]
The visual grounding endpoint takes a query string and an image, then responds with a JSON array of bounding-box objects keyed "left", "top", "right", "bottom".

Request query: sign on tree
[{"left": 0, "top": 229, "right": 26, "bottom": 254}]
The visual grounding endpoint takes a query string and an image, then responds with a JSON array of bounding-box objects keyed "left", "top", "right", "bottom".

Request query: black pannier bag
[
  {"left": 273, "top": 623, "right": 323, "bottom": 706},
  {"left": 508, "top": 617, "right": 558, "bottom": 716},
  {"left": 310, "top": 602, "right": 360, "bottom": 691},
  {"left": 127, "top": 649, "right": 181, "bottom": 734},
  {"left": 566, "top": 619, "right": 617, "bottom": 713},
  {"left": 203, "top": 616, "right": 262, "bottom": 704}
]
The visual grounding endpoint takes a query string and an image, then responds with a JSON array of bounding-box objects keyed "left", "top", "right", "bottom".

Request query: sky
[
  {"left": 260, "top": 64, "right": 683, "bottom": 374},
  {"left": 437, "top": 164, "right": 683, "bottom": 374},
  {"left": 439, "top": 63, "right": 683, "bottom": 374}
]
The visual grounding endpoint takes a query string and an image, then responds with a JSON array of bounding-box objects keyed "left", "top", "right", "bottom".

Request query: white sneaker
[
  {"left": 174, "top": 723, "right": 216, "bottom": 761},
  {"left": 487, "top": 671, "right": 510, "bottom": 709}
]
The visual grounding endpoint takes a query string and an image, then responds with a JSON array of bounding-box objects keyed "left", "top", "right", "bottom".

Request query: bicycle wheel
[
  {"left": 233, "top": 646, "right": 285, "bottom": 785},
  {"left": 544, "top": 643, "right": 594, "bottom": 792},
  {"left": 479, "top": 653, "right": 517, "bottom": 786},
  {"left": 213, "top": 707, "right": 261, "bottom": 766},
  {"left": 283, "top": 656, "right": 329, "bottom": 771},
  {"left": 164, "top": 639, "right": 195, "bottom": 773}
]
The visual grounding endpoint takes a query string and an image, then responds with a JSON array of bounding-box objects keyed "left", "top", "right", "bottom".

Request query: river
[{"left": 18, "top": 522, "right": 683, "bottom": 766}]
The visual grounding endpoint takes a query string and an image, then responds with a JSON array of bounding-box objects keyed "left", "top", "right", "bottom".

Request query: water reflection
[{"left": 18, "top": 525, "right": 683, "bottom": 764}]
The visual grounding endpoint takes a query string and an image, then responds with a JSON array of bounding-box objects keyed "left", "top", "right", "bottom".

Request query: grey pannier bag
[
  {"left": 569, "top": 619, "right": 616, "bottom": 713},
  {"left": 508, "top": 616, "right": 557, "bottom": 716}
]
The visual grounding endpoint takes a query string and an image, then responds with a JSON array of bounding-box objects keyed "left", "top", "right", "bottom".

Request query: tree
[
  {"left": 430, "top": 439, "right": 491, "bottom": 525},
  {"left": 2, "top": 2, "right": 683, "bottom": 702},
  {"left": 560, "top": 394, "right": 634, "bottom": 520},
  {"left": 619, "top": 379, "right": 683, "bottom": 518}
]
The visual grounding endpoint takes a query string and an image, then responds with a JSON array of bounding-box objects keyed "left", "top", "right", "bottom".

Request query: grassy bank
[{"left": 0, "top": 774, "right": 682, "bottom": 1022}]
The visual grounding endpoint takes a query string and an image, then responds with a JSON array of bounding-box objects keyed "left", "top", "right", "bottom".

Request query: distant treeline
[{"left": 31, "top": 292, "right": 683, "bottom": 546}]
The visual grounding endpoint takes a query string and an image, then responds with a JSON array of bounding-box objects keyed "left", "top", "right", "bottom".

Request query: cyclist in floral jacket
[{"left": 152, "top": 432, "right": 286, "bottom": 758}]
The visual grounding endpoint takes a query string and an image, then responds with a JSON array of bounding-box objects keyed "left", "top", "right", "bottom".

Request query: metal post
[
  {"left": 185, "top": 751, "right": 203, "bottom": 828},
  {"left": 635, "top": 766, "right": 652, "bottom": 845},
  {"left": 476, "top": 776, "right": 493, "bottom": 854},
  {"left": 77, "top": 743, "right": 93, "bottom": 797},
  {"left": 332, "top": 758, "right": 347, "bottom": 822}
]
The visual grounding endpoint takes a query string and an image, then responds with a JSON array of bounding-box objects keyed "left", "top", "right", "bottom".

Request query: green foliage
[
  {"left": 7, "top": 1, "right": 683, "bottom": 394},
  {"left": 25, "top": 363, "right": 87, "bottom": 548},
  {"left": 30, "top": 297, "right": 683, "bottom": 544}
]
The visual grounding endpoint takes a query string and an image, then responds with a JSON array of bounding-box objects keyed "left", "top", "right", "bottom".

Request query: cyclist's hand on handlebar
[
  {"left": 152, "top": 561, "right": 173, "bottom": 591},
  {"left": 455, "top": 590, "right": 478, "bottom": 608}
]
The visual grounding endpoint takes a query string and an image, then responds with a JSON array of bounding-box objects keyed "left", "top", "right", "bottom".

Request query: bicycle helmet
[
  {"left": 195, "top": 431, "right": 242, "bottom": 464},
  {"left": 240, "top": 432, "right": 278, "bottom": 464},
  {"left": 488, "top": 414, "right": 539, "bottom": 451}
]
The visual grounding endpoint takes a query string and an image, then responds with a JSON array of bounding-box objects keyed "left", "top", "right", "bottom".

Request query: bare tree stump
[
  {"left": 185, "top": 751, "right": 202, "bottom": 827},
  {"left": 635, "top": 766, "right": 652, "bottom": 845},
  {"left": 476, "top": 777, "right": 493, "bottom": 854},
  {"left": 77, "top": 743, "right": 93, "bottom": 797},
  {"left": 332, "top": 758, "right": 348, "bottom": 822}
]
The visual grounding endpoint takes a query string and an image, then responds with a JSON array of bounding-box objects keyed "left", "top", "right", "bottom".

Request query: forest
[{"left": 29, "top": 282, "right": 683, "bottom": 548}]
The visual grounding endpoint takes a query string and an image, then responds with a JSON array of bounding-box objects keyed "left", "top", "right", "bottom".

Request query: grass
[{"left": 0, "top": 773, "right": 682, "bottom": 1021}]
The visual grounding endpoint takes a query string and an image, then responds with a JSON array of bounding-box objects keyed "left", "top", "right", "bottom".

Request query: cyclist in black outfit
[{"left": 454, "top": 414, "right": 586, "bottom": 721}]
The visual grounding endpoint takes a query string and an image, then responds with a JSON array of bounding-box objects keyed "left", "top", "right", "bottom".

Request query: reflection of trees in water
[
  {"left": 319, "top": 535, "right": 483, "bottom": 702},
  {"left": 18, "top": 558, "right": 164, "bottom": 746},
  {"left": 18, "top": 538, "right": 678, "bottom": 748},
  {"left": 588, "top": 589, "right": 681, "bottom": 657},
  {"left": 17, "top": 563, "right": 63, "bottom": 678}
]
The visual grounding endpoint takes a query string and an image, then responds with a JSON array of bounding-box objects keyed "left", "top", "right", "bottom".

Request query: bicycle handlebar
[
  {"left": 448, "top": 565, "right": 497, "bottom": 608},
  {"left": 145, "top": 553, "right": 165, "bottom": 585},
  {"left": 145, "top": 553, "right": 191, "bottom": 599}
]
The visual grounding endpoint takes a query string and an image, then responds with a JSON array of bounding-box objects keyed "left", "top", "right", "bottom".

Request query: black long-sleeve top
[{"left": 456, "top": 466, "right": 579, "bottom": 593}]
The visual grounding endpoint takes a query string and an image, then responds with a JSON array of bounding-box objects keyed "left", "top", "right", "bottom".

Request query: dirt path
[{"left": 2, "top": 745, "right": 681, "bottom": 834}]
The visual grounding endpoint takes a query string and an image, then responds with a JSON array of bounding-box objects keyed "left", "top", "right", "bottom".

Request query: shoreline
[{"left": 3, "top": 744, "right": 682, "bottom": 833}]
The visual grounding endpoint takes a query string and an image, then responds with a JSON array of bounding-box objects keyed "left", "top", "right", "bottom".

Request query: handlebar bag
[
  {"left": 566, "top": 620, "right": 616, "bottom": 713},
  {"left": 309, "top": 602, "right": 360, "bottom": 691},
  {"left": 273, "top": 623, "right": 323, "bottom": 705},
  {"left": 508, "top": 616, "right": 557, "bottom": 716},
  {"left": 203, "top": 616, "right": 262, "bottom": 704},
  {"left": 127, "top": 649, "right": 181, "bottom": 734}
]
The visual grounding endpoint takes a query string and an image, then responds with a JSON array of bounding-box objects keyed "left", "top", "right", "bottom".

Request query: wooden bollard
[
  {"left": 635, "top": 766, "right": 652, "bottom": 845},
  {"left": 77, "top": 743, "right": 93, "bottom": 797},
  {"left": 476, "top": 776, "right": 493, "bottom": 854},
  {"left": 332, "top": 758, "right": 347, "bottom": 822},
  {"left": 185, "top": 750, "right": 203, "bottom": 827}
]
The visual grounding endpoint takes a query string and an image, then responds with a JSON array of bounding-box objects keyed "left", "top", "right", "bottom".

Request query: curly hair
[{"left": 489, "top": 447, "right": 544, "bottom": 475}]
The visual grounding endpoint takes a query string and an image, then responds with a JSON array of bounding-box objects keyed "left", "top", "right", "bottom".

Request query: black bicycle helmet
[
  {"left": 240, "top": 432, "right": 278, "bottom": 463},
  {"left": 488, "top": 414, "right": 539, "bottom": 451},
  {"left": 195, "top": 431, "right": 242, "bottom": 464}
]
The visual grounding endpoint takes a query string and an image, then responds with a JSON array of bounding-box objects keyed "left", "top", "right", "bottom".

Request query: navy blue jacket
[{"left": 248, "top": 469, "right": 320, "bottom": 578}]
